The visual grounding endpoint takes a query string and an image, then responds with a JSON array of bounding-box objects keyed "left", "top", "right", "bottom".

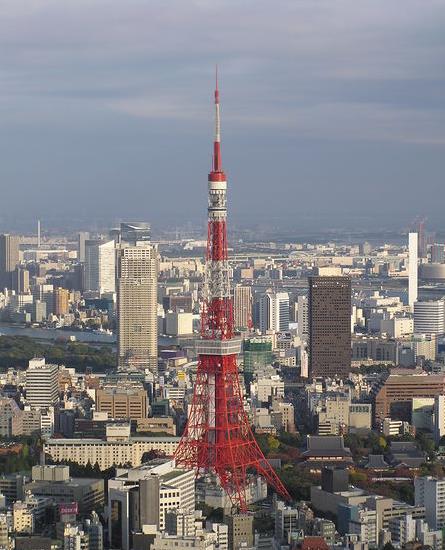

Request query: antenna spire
[{"left": 213, "top": 65, "right": 222, "bottom": 171}]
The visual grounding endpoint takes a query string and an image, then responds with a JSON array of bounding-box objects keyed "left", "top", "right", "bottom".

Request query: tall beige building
[
  {"left": 117, "top": 244, "right": 158, "bottom": 371},
  {"left": 234, "top": 285, "right": 252, "bottom": 330},
  {"left": 53, "top": 287, "right": 70, "bottom": 316}
]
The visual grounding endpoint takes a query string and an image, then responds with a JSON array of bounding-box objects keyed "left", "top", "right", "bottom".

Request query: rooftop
[
  {"left": 366, "top": 454, "right": 390, "bottom": 469},
  {"left": 25, "top": 477, "right": 103, "bottom": 488},
  {"left": 45, "top": 436, "right": 179, "bottom": 445},
  {"left": 301, "top": 537, "right": 329, "bottom": 550}
]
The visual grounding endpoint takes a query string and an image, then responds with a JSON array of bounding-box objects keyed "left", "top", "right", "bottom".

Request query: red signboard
[{"left": 59, "top": 502, "right": 78, "bottom": 515}]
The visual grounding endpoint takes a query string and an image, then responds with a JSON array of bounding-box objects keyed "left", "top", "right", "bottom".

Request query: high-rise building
[
  {"left": 117, "top": 244, "right": 158, "bottom": 371},
  {"left": 13, "top": 267, "right": 30, "bottom": 294},
  {"left": 108, "top": 461, "right": 194, "bottom": 550},
  {"left": 297, "top": 295, "right": 309, "bottom": 340},
  {"left": 258, "top": 291, "right": 289, "bottom": 333},
  {"left": 433, "top": 395, "right": 445, "bottom": 444},
  {"left": 415, "top": 476, "right": 445, "bottom": 530},
  {"left": 32, "top": 284, "right": 54, "bottom": 316},
  {"left": 417, "top": 219, "right": 428, "bottom": 259},
  {"left": 53, "top": 287, "right": 70, "bottom": 316},
  {"left": 431, "top": 244, "right": 445, "bottom": 264},
  {"left": 77, "top": 231, "right": 90, "bottom": 263},
  {"left": 234, "top": 285, "right": 252, "bottom": 330},
  {"left": 120, "top": 222, "right": 151, "bottom": 245},
  {"left": 408, "top": 232, "right": 418, "bottom": 310},
  {"left": 413, "top": 300, "right": 445, "bottom": 336},
  {"left": 25, "top": 358, "right": 59, "bottom": 408},
  {"left": 243, "top": 338, "right": 274, "bottom": 382},
  {"left": 0, "top": 234, "right": 20, "bottom": 289},
  {"left": 84, "top": 239, "right": 116, "bottom": 294},
  {"left": 308, "top": 276, "right": 351, "bottom": 379}
]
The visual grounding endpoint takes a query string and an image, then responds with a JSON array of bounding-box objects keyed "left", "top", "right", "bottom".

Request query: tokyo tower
[{"left": 174, "top": 73, "right": 291, "bottom": 511}]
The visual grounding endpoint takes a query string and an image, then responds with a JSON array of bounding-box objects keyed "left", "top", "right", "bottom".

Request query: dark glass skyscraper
[{"left": 308, "top": 276, "right": 351, "bottom": 379}]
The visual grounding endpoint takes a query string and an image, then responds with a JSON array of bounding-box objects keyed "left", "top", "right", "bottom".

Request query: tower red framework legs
[{"left": 174, "top": 74, "right": 290, "bottom": 511}]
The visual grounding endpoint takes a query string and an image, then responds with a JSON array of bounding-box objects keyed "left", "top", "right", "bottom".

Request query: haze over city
[{"left": 0, "top": 0, "right": 444, "bottom": 231}]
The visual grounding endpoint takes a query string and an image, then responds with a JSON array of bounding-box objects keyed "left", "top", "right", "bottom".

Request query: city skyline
[
  {"left": 1, "top": 3, "right": 445, "bottom": 548},
  {"left": 0, "top": 1, "right": 444, "bottom": 230}
]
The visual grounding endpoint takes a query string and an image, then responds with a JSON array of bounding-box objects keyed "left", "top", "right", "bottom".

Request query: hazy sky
[{"left": 0, "top": 0, "right": 444, "bottom": 232}]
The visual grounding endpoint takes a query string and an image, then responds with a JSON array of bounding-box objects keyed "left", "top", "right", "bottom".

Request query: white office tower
[
  {"left": 414, "top": 300, "right": 445, "bottom": 336},
  {"left": 258, "top": 291, "right": 290, "bottom": 333},
  {"left": 408, "top": 232, "right": 418, "bottom": 310},
  {"left": 117, "top": 243, "right": 158, "bottom": 371},
  {"left": 108, "top": 461, "right": 195, "bottom": 550},
  {"left": 25, "top": 358, "right": 59, "bottom": 408},
  {"left": 415, "top": 476, "right": 445, "bottom": 530},
  {"left": 297, "top": 295, "right": 309, "bottom": 340},
  {"left": 84, "top": 239, "right": 116, "bottom": 294}
]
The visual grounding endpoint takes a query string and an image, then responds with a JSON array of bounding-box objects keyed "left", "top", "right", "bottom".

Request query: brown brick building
[
  {"left": 96, "top": 388, "right": 148, "bottom": 420},
  {"left": 308, "top": 276, "right": 351, "bottom": 379},
  {"left": 373, "top": 371, "right": 445, "bottom": 423}
]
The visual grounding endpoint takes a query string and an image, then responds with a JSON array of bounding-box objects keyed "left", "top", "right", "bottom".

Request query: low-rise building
[
  {"left": 302, "top": 436, "right": 353, "bottom": 471},
  {"left": 373, "top": 372, "right": 445, "bottom": 423},
  {"left": 13, "top": 502, "right": 34, "bottom": 534},
  {"left": 24, "top": 466, "right": 104, "bottom": 514},
  {"left": 44, "top": 436, "right": 179, "bottom": 470},
  {"left": 136, "top": 417, "right": 177, "bottom": 436}
]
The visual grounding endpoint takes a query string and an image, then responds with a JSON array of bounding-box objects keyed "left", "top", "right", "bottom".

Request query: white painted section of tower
[
  {"left": 409, "top": 232, "right": 418, "bottom": 310},
  {"left": 205, "top": 177, "right": 230, "bottom": 304}
]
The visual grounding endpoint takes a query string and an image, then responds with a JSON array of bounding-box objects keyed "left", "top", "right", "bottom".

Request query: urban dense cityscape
[{"left": 0, "top": 1, "right": 444, "bottom": 550}]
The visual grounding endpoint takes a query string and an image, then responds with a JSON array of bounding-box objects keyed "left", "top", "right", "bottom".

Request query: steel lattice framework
[{"left": 174, "top": 74, "right": 290, "bottom": 511}]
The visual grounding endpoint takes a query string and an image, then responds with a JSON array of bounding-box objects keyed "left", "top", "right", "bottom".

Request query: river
[{"left": 0, "top": 323, "right": 189, "bottom": 348}]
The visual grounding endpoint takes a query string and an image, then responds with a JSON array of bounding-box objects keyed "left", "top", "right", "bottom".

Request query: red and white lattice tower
[{"left": 174, "top": 73, "right": 290, "bottom": 511}]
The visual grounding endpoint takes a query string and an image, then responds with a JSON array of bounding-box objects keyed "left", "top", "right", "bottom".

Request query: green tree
[{"left": 267, "top": 435, "right": 280, "bottom": 452}]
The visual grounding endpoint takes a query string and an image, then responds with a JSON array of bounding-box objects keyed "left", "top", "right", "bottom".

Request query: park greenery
[
  {"left": 0, "top": 335, "right": 115, "bottom": 372},
  {"left": 255, "top": 428, "right": 443, "bottom": 506}
]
